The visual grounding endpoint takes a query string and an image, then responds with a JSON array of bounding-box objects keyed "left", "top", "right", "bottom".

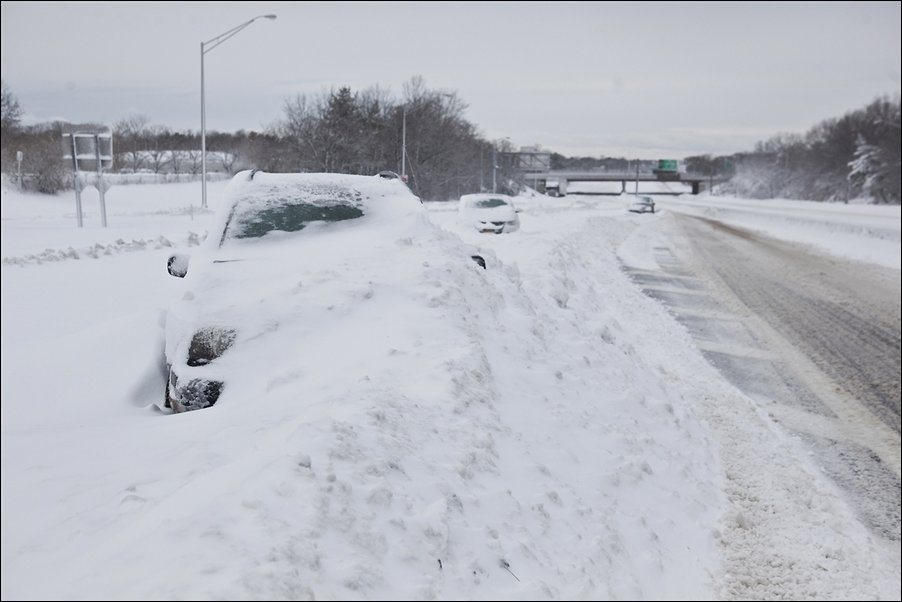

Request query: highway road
[{"left": 628, "top": 213, "right": 901, "bottom": 540}]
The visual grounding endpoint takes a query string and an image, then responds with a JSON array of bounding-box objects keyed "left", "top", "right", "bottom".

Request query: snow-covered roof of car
[
  {"left": 226, "top": 170, "right": 417, "bottom": 208},
  {"left": 205, "top": 171, "right": 423, "bottom": 249}
]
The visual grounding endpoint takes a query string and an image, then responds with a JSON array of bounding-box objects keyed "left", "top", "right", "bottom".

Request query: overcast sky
[{"left": 2, "top": 1, "right": 899, "bottom": 159}]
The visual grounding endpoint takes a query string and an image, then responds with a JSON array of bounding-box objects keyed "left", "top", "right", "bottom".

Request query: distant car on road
[
  {"left": 628, "top": 196, "right": 656, "bottom": 214},
  {"left": 458, "top": 193, "right": 521, "bottom": 234}
]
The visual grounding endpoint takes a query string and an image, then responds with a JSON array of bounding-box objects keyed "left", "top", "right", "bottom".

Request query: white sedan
[{"left": 458, "top": 193, "right": 521, "bottom": 234}]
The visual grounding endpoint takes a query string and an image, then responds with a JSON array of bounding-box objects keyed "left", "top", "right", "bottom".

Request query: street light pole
[
  {"left": 480, "top": 146, "right": 484, "bottom": 192},
  {"left": 492, "top": 137, "right": 512, "bottom": 194},
  {"left": 201, "top": 14, "right": 276, "bottom": 209},
  {"left": 492, "top": 145, "right": 497, "bottom": 194},
  {"left": 400, "top": 92, "right": 452, "bottom": 186},
  {"left": 401, "top": 105, "right": 408, "bottom": 181}
]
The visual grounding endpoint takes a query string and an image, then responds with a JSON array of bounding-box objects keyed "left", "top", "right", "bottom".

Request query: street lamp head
[{"left": 262, "top": 14, "right": 277, "bottom": 20}]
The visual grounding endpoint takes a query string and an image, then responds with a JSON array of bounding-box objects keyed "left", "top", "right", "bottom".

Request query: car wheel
[
  {"left": 178, "top": 378, "right": 223, "bottom": 412},
  {"left": 164, "top": 363, "right": 223, "bottom": 413}
]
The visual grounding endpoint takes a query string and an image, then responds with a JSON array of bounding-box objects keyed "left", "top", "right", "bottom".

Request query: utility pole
[
  {"left": 480, "top": 146, "right": 484, "bottom": 192},
  {"left": 492, "top": 145, "right": 497, "bottom": 193},
  {"left": 16, "top": 151, "right": 23, "bottom": 190},
  {"left": 401, "top": 104, "right": 408, "bottom": 180}
]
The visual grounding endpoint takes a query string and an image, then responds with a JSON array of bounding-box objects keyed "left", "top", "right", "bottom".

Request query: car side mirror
[
  {"left": 167, "top": 253, "right": 190, "bottom": 278},
  {"left": 470, "top": 255, "right": 486, "bottom": 269}
]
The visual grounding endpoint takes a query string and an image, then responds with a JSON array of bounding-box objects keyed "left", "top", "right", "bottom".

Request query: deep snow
[{"left": 1, "top": 180, "right": 899, "bottom": 600}]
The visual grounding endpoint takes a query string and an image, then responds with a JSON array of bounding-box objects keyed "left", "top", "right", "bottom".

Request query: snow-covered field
[{"left": 1, "top": 180, "right": 899, "bottom": 600}]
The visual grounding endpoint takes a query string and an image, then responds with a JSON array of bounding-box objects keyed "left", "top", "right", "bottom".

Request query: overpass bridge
[{"left": 525, "top": 171, "right": 710, "bottom": 195}]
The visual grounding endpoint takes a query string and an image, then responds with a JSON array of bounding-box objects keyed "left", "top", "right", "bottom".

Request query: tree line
[
  {"left": 0, "top": 77, "right": 515, "bottom": 200},
  {"left": 2, "top": 77, "right": 899, "bottom": 203},
  {"left": 684, "top": 95, "right": 900, "bottom": 204}
]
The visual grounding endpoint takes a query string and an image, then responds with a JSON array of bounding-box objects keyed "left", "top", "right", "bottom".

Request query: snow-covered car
[
  {"left": 458, "top": 193, "right": 520, "bottom": 234},
  {"left": 163, "top": 170, "right": 484, "bottom": 413},
  {"left": 628, "top": 196, "right": 656, "bottom": 214}
]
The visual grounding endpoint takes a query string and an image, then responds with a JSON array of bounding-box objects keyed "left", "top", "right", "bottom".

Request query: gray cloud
[{"left": 3, "top": 1, "right": 899, "bottom": 159}]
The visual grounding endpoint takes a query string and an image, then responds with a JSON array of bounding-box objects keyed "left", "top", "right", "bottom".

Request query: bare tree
[
  {"left": 145, "top": 125, "right": 171, "bottom": 174},
  {"left": 218, "top": 151, "right": 239, "bottom": 174},
  {"left": 165, "top": 131, "right": 193, "bottom": 174},
  {"left": 1, "top": 80, "right": 24, "bottom": 139},
  {"left": 13, "top": 124, "right": 68, "bottom": 193},
  {"left": 113, "top": 114, "right": 151, "bottom": 172},
  {"left": 280, "top": 93, "right": 334, "bottom": 172},
  {"left": 186, "top": 149, "right": 203, "bottom": 175},
  {"left": 1, "top": 80, "right": 26, "bottom": 176}
]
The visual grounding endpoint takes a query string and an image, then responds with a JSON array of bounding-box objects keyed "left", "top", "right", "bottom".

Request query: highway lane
[{"left": 627, "top": 213, "right": 901, "bottom": 540}]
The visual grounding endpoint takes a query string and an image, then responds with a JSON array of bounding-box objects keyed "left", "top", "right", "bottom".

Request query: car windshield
[
  {"left": 221, "top": 183, "right": 365, "bottom": 244},
  {"left": 473, "top": 198, "right": 509, "bottom": 208}
]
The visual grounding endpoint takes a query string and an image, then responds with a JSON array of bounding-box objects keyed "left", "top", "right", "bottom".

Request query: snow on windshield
[
  {"left": 474, "top": 198, "right": 509, "bottom": 208},
  {"left": 222, "top": 182, "right": 365, "bottom": 242}
]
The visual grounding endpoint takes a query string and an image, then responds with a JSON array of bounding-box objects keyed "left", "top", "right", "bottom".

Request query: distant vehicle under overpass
[{"left": 526, "top": 171, "right": 711, "bottom": 196}]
